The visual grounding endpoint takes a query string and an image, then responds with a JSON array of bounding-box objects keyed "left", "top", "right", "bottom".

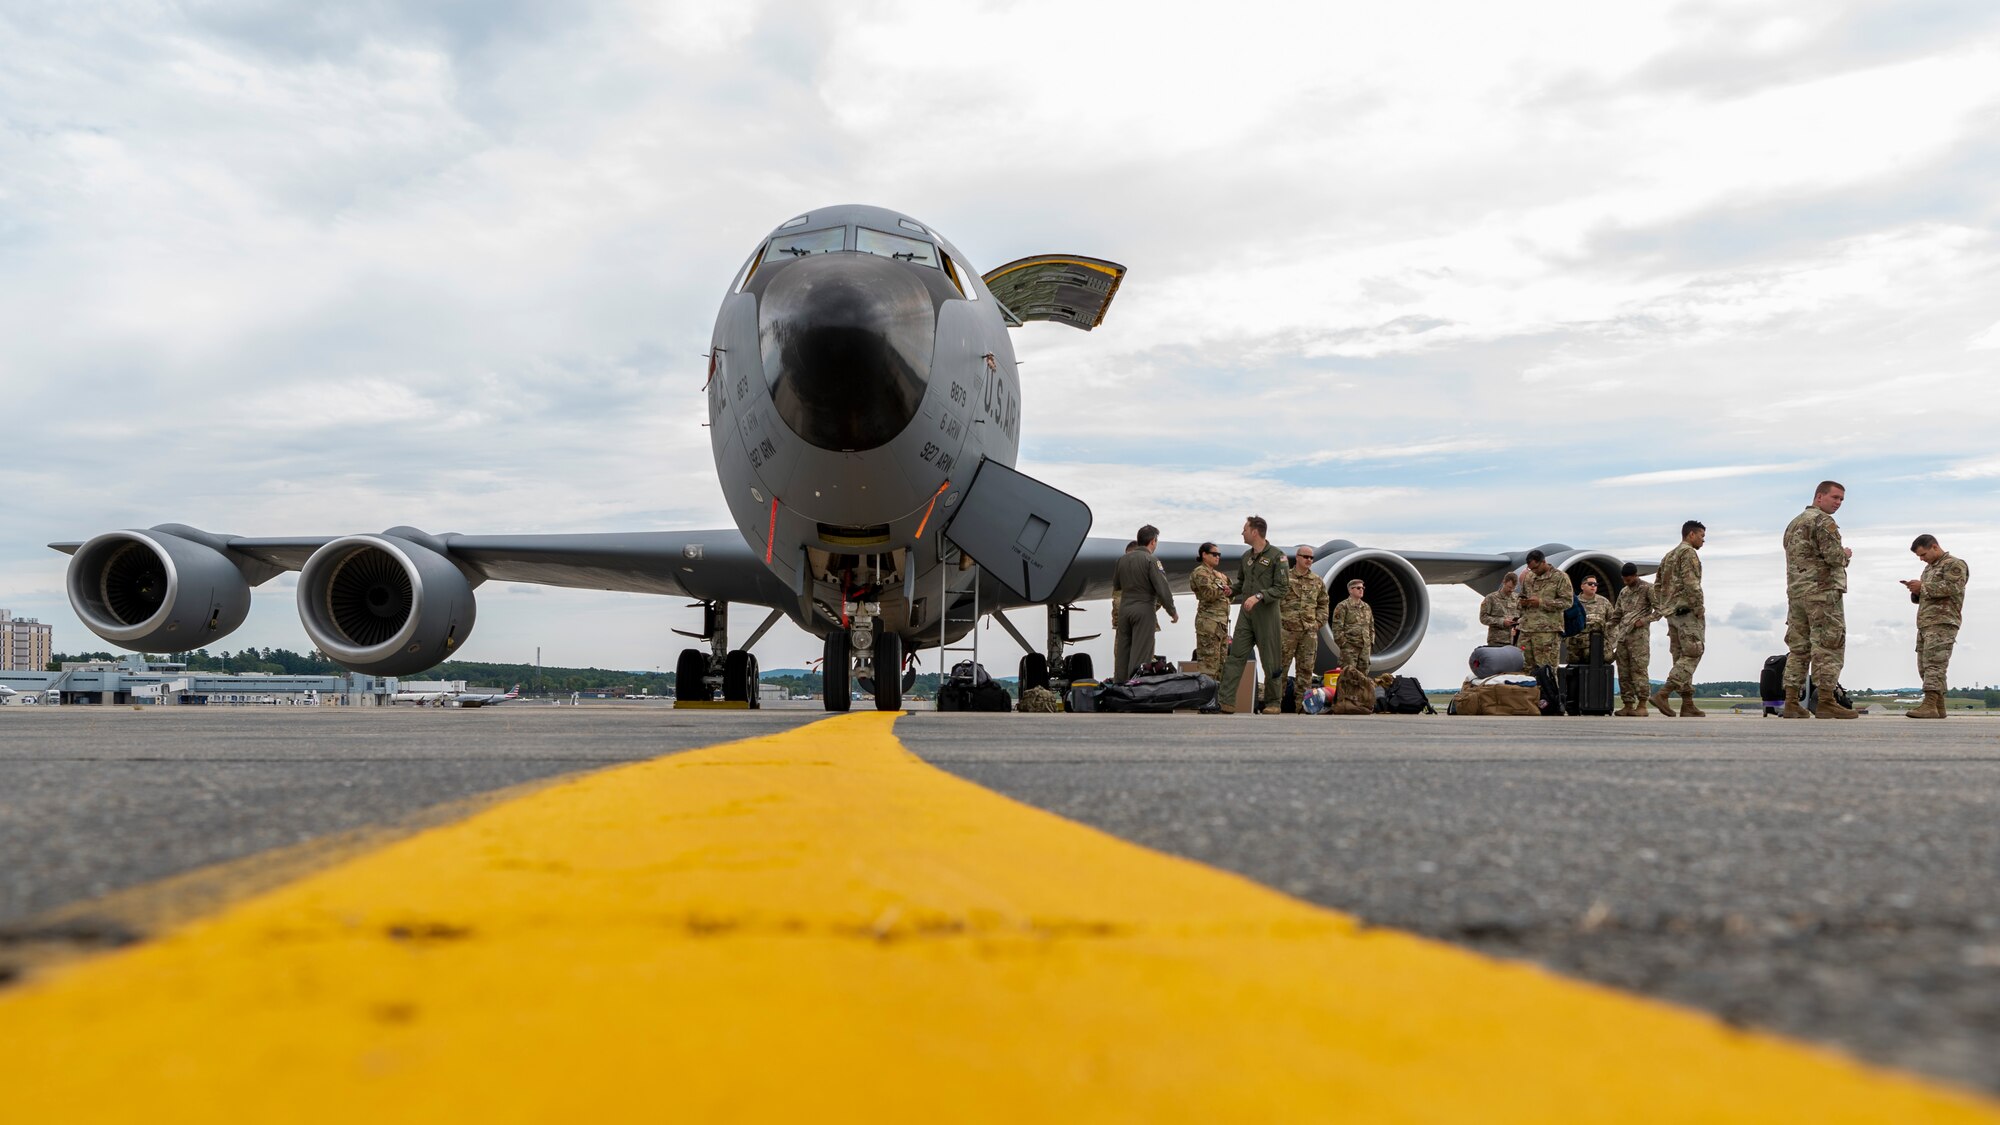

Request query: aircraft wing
[
  {"left": 1035, "top": 538, "right": 1209, "bottom": 606},
  {"left": 1031, "top": 541, "right": 1657, "bottom": 609},
  {"left": 54, "top": 528, "right": 796, "bottom": 605}
]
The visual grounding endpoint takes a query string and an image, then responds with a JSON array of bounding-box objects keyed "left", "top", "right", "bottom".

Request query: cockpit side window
[
  {"left": 855, "top": 227, "right": 939, "bottom": 270},
  {"left": 731, "top": 247, "right": 762, "bottom": 293},
  {"left": 758, "top": 227, "right": 846, "bottom": 269},
  {"left": 940, "top": 252, "right": 978, "bottom": 299}
]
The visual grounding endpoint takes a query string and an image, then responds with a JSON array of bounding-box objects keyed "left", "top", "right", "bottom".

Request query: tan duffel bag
[{"left": 1452, "top": 681, "right": 1541, "bottom": 716}]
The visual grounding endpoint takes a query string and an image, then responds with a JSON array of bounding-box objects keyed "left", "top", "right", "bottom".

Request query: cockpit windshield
[
  {"left": 759, "top": 227, "right": 845, "bottom": 267},
  {"left": 855, "top": 227, "right": 939, "bottom": 269}
]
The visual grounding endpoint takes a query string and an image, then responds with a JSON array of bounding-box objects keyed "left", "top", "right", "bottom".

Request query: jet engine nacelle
[
  {"left": 1548, "top": 549, "right": 1625, "bottom": 600},
  {"left": 1511, "top": 545, "right": 1628, "bottom": 600},
  {"left": 1313, "top": 546, "right": 1430, "bottom": 674},
  {"left": 65, "top": 526, "right": 254, "bottom": 651},
  {"left": 298, "top": 530, "right": 477, "bottom": 676}
]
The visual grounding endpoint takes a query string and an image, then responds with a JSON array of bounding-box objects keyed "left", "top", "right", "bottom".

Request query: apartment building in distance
[{"left": 1, "top": 609, "right": 53, "bottom": 672}]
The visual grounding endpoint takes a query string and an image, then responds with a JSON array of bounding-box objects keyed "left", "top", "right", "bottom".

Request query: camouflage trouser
[
  {"left": 1782, "top": 594, "right": 1844, "bottom": 695},
  {"left": 1520, "top": 630, "right": 1561, "bottom": 669},
  {"left": 1663, "top": 613, "right": 1705, "bottom": 693},
  {"left": 1191, "top": 613, "right": 1229, "bottom": 678},
  {"left": 1220, "top": 604, "right": 1285, "bottom": 710},
  {"left": 1614, "top": 635, "right": 1650, "bottom": 705},
  {"left": 1336, "top": 642, "right": 1370, "bottom": 678},
  {"left": 1918, "top": 624, "right": 1958, "bottom": 694},
  {"left": 1280, "top": 621, "right": 1320, "bottom": 702}
]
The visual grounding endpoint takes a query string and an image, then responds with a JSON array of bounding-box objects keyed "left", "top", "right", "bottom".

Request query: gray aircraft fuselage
[{"left": 708, "top": 204, "right": 1019, "bottom": 649}]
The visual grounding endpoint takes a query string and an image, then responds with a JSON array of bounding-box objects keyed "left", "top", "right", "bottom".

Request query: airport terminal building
[{"left": 0, "top": 656, "right": 395, "bottom": 707}]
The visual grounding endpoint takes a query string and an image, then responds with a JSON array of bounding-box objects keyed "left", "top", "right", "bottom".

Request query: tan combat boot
[
  {"left": 1680, "top": 692, "right": 1706, "bottom": 717},
  {"left": 1815, "top": 686, "right": 1859, "bottom": 719},
  {"left": 1633, "top": 695, "right": 1649, "bottom": 716},
  {"left": 1906, "top": 691, "right": 1946, "bottom": 719},
  {"left": 1615, "top": 701, "right": 1637, "bottom": 717},
  {"left": 1780, "top": 690, "right": 1810, "bottom": 718},
  {"left": 1649, "top": 686, "right": 1677, "bottom": 717}
]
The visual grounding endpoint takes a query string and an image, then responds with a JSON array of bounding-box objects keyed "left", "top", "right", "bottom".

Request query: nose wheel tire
[
  {"left": 823, "top": 630, "right": 852, "bottom": 712},
  {"left": 723, "top": 650, "right": 760, "bottom": 708},
  {"left": 873, "top": 628, "right": 904, "bottom": 711}
]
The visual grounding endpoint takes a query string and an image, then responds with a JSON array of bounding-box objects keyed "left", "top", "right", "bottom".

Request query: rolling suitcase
[
  {"left": 1563, "top": 664, "right": 1615, "bottom": 715},
  {"left": 1759, "top": 653, "right": 1852, "bottom": 714},
  {"left": 1760, "top": 654, "right": 1787, "bottom": 706}
]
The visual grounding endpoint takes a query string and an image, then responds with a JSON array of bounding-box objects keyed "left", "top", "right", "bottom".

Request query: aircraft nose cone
[{"left": 755, "top": 253, "right": 937, "bottom": 452}]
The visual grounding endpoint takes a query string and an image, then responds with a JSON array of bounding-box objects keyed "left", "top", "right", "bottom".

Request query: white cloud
[{"left": 1594, "top": 462, "right": 1818, "bottom": 487}]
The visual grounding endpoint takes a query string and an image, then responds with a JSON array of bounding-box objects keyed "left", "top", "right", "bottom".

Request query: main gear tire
[
  {"left": 675, "top": 649, "right": 710, "bottom": 704},
  {"left": 1018, "top": 653, "right": 1049, "bottom": 693},
  {"left": 723, "top": 650, "right": 759, "bottom": 707}
]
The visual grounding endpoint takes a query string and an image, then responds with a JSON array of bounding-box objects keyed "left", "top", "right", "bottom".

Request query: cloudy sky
[{"left": 4, "top": 0, "right": 1998, "bottom": 690}]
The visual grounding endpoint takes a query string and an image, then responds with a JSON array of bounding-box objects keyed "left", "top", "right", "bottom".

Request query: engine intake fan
[
  {"left": 1313, "top": 546, "right": 1431, "bottom": 674},
  {"left": 299, "top": 532, "right": 477, "bottom": 676},
  {"left": 65, "top": 526, "right": 255, "bottom": 651}
]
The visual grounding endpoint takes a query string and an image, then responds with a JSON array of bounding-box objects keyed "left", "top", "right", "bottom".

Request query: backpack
[
  {"left": 948, "top": 661, "right": 992, "bottom": 687},
  {"left": 1331, "top": 668, "right": 1376, "bottom": 715},
  {"left": 1532, "top": 664, "right": 1565, "bottom": 715},
  {"left": 1017, "top": 686, "right": 1064, "bottom": 713},
  {"left": 1562, "top": 596, "right": 1586, "bottom": 638},
  {"left": 1377, "top": 676, "right": 1435, "bottom": 715}
]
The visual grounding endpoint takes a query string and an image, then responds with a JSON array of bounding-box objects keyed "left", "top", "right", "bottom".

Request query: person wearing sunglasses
[{"left": 1188, "top": 542, "right": 1233, "bottom": 677}]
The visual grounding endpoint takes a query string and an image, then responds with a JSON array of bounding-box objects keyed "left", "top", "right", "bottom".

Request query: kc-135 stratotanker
[{"left": 54, "top": 204, "right": 1648, "bottom": 711}]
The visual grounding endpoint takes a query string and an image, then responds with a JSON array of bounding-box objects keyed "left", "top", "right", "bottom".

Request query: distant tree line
[{"left": 51, "top": 648, "right": 342, "bottom": 675}]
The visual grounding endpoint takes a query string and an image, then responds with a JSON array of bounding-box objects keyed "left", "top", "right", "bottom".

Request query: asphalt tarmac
[
  {"left": 2, "top": 705, "right": 1995, "bottom": 1094},
  {"left": 902, "top": 712, "right": 2000, "bottom": 1094}
]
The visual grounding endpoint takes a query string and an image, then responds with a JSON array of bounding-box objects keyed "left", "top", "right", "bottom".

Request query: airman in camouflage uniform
[
  {"left": 1649, "top": 521, "right": 1707, "bottom": 717},
  {"left": 1479, "top": 572, "right": 1520, "bottom": 646},
  {"left": 1607, "top": 563, "right": 1659, "bottom": 716},
  {"left": 1218, "top": 516, "right": 1292, "bottom": 714},
  {"left": 1329, "top": 579, "right": 1375, "bottom": 677},
  {"left": 1188, "top": 542, "right": 1233, "bottom": 677},
  {"left": 1567, "top": 574, "right": 1614, "bottom": 664},
  {"left": 1901, "top": 534, "right": 1968, "bottom": 719},
  {"left": 1516, "top": 551, "right": 1572, "bottom": 670},
  {"left": 1781, "top": 482, "right": 1858, "bottom": 719},
  {"left": 1279, "top": 545, "right": 1329, "bottom": 706}
]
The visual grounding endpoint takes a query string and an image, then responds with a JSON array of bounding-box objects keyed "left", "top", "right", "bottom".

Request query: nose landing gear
[{"left": 826, "top": 604, "right": 907, "bottom": 712}]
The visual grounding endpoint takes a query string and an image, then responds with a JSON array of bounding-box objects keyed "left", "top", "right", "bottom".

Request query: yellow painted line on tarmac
[{"left": 1, "top": 713, "right": 1994, "bottom": 1123}]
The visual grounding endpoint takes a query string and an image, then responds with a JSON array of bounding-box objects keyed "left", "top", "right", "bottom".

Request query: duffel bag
[
  {"left": 1097, "top": 671, "right": 1218, "bottom": 713},
  {"left": 1452, "top": 681, "right": 1542, "bottom": 716},
  {"left": 1469, "top": 645, "right": 1525, "bottom": 678}
]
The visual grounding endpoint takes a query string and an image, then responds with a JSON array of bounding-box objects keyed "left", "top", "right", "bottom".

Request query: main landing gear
[
  {"left": 1015, "top": 604, "right": 1095, "bottom": 692},
  {"left": 673, "top": 601, "right": 773, "bottom": 708}
]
